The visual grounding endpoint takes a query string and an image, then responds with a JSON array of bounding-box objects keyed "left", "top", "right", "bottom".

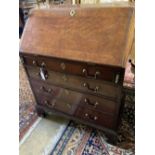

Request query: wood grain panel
[{"left": 20, "top": 4, "right": 134, "bottom": 67}]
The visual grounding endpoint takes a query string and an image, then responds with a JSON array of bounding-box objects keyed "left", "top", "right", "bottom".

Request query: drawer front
[
  {"left": 30, "top": 79, "right": 117, "bottom": 114},
  {"left": 79, "top": 95, "right": 116, "bottom": 114},
  {"left": 27, "top": 66, "right": 121, "bottom": 100},
  {"left": 75, "top": 106, "right": 115, "bottom": 129},
  {"left": 30, "top": 79, "right": 82, "bottom": 106},
  {"left": 21, "top": 54, "right": 124, "bottom": 84},
  {"left": 36, "top": 95, "right": 76, "bottom": 115}
]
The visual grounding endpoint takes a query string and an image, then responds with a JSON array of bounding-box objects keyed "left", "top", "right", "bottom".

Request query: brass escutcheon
[
  {"left": 70, "top": 9, "right": 76, "bottom": 17},
  {"left": 60, "top": 62, "right": 66, "bottom": 70}
]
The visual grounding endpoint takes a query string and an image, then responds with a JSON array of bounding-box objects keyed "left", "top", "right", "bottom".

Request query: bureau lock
[{"left": 70, "top": 9, "right": 76, "bottom": 17}]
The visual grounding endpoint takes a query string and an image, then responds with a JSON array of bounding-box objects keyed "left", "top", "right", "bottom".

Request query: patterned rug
[
  {"left": 50, "top": 121, "right": 134, "bottom": 155},
  {"left": 19, "top": 59, "right": 38, "bottom": 140}
]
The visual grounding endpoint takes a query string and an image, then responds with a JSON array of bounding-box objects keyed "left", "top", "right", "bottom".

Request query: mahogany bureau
[{"left": 19, "top": 3, "right": 134, "bottom": 143}]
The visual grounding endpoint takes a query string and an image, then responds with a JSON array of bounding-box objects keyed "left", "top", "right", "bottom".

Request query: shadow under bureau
[{"left": 19, "top": 3, "right": 134, "bottom": 143}]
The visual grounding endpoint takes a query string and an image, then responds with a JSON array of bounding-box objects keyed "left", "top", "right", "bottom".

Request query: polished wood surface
[
  {"left": 20, "top": 4, "right": 134, "bottom": 67},
  {"left": 19, "top": 4, "right": 135, "bottom": 143}
]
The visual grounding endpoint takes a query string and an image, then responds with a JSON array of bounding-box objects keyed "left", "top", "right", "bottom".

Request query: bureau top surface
[{"left": 20, "top": 3, "right": 134, "bottom": 68}]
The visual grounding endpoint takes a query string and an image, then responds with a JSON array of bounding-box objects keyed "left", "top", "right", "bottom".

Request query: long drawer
[
  {"left": 20, "top": 54, "right": 124, "bottom": 84},
  {"left": 26, "top": 66, "right": 122, "bottom": 100},
  {"left": 30, "top": 79, "right": 117, "bottom": 115}
]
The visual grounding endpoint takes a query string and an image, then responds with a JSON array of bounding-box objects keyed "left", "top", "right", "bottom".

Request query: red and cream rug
[
  {"left": 50, "top": 121, "right": 134, "bottom": 155},
  {"left": 19, "top": 60, "right": 38, "bottom": 140}
]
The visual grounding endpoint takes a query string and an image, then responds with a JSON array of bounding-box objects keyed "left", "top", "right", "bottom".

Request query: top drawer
[{"left": 20, "top": 54, "right": 124, "bottom": 85}]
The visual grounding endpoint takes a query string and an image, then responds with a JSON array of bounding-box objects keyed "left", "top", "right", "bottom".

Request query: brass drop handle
[
  {"left": 41, "top": 62, "right": 46, "bottom": 67},
  {"left": 83, "top": 82, "right": 99, "bottom": 92},
  {"left": 44, "top": 100, "right": 55, "bottom": 107},
  {"left": 84, "top": 98, "right": 98, "bottom": 107},
  {"left": 32, "top": 60, "right": 37, "bottom": 65},
  {"left": 95, "top": 71, "right": 100, "bottom": 79},
  {"left": 66, "top": 103, "right": 71, "bottom": 109},
  {"left": 85, "top": 113, "right": 98, "bottom": 121},
  {"left": 82, "top": 68, "right": 88, "bottom": 77},
  {"left": 82, "top": 68, "right": 100, "bottom": 79},
  {"left": 40, "top": 86, "right": 53, "bottom": 93}
]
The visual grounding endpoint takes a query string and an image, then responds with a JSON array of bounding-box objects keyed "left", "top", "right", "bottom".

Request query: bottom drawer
[{"left": 75, "top": 106, "right": 115, "bottom": 129}]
